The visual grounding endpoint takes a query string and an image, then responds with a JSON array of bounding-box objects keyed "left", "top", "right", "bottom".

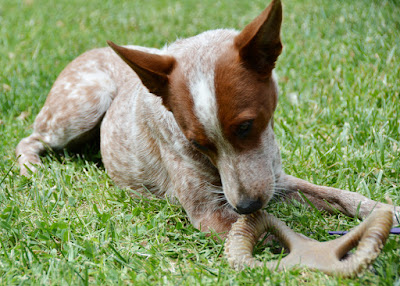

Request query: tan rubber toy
[{"left": 225, "top": 206, "right": 393, "bottom": 277}]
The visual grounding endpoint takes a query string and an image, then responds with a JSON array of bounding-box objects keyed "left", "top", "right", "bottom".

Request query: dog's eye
[
  {"left": 191, "top": 140, "right": 208, "bottom": 152},
  {"left": 235, "top": 120, "right": 254, "bottom": 138}
]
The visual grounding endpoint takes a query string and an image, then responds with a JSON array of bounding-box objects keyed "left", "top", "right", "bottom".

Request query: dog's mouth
[
  {"left": 216, "top": 190, "right": 267, "bottom": 215},
  {"left": 213, "top": 172, "right": 280, "bottom": 215},
  {"left": 226, "top": 184, "right": 278, "bottom": 215}
]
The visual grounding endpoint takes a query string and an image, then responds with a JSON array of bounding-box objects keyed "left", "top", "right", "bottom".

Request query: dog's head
[{"left": 109, "top": 0, "right": 283, "bottom": 214}]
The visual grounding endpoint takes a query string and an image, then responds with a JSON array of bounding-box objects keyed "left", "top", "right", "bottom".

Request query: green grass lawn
[{"left": 1, "top": 0, "right": 400, "bottom": 284}]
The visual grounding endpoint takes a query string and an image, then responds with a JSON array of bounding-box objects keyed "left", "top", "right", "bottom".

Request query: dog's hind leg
[
  {"left": 16, "top": 49, "right": 117, "bottom": 176},
  {"left": 281, "top": 174, "right": 400, "bottom": 227}
]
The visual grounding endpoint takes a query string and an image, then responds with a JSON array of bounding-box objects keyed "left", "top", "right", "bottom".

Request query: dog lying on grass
[{"left": 16, "top": 0, "right": 399, "bottom": 234}]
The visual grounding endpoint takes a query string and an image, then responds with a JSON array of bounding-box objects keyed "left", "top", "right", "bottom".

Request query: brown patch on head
[
  {"left": 167, "top": 66, "right": 218, "bottom": 159},
  {"left": 214, "top": 46, "right": 278, "bottom": 152},
  {"left": 214, "top": 0, "right": 282, "bottom": 152}
]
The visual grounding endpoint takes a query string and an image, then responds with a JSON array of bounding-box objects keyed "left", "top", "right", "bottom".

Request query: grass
[{"left": 1, "top": 0, "right": 400, "bottom": 284}]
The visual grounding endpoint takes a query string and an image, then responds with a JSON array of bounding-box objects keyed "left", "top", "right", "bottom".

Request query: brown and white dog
[{"left": 16, "top": 0, "right": 399, "bottom": 234}]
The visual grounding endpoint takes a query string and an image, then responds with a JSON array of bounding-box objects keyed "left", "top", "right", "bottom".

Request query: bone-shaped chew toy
[{"left": 225, "top": 206, "right": 393, "bottom": 277}]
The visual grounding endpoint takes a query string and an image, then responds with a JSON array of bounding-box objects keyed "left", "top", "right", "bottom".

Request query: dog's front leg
[
  {"left": 281, "top": 174, "right": 399, "bottom": 226},
  {"left": 172, "top": 179, "right": 239, "bottom": 236},
  {"left": 191, "top": 207, "right": 239, "bottom": 238}
]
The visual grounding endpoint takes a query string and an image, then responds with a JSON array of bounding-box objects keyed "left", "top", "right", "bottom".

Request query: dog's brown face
[{"left": 109, "top": 0, "right": 283, "bottom": 214}]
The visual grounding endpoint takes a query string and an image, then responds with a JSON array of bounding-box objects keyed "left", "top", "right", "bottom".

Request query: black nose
[{"left": 235, "top": 198, "right": 263, "bottom": 214}]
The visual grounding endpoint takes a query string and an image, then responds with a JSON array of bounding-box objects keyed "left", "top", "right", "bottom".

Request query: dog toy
[{"left": 225, "top": 206, "right": 393, "bottom": 277}]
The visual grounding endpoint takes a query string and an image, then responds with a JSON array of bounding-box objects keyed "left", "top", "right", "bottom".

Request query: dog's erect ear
[
  {"left": 107, "top": 41, "right": 176, "bottom": 99},
  {"left": 234, "top": 0, "right": 282, "bottom": 74}
]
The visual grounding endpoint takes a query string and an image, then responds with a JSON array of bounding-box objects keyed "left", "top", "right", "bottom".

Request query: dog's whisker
[{"left": 207, "top": 189, "right": 224, "bottom": 194}]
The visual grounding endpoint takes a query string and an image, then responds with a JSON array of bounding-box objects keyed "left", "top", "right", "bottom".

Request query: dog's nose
[{"left": 235, "top": 198, "right": 263, "bottom": 214}]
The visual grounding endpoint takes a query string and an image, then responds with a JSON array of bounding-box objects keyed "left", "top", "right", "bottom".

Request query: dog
[{"left": 16, "top": 0, "right": 399, "bottom": 234}]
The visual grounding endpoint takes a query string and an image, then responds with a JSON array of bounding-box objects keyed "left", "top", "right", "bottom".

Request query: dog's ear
[
  {"left": 107, "top": 41, "right": 176, "bottom": 99},
  {"left": 234, "top": 0, "right": 282, "bottom": 74}
]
